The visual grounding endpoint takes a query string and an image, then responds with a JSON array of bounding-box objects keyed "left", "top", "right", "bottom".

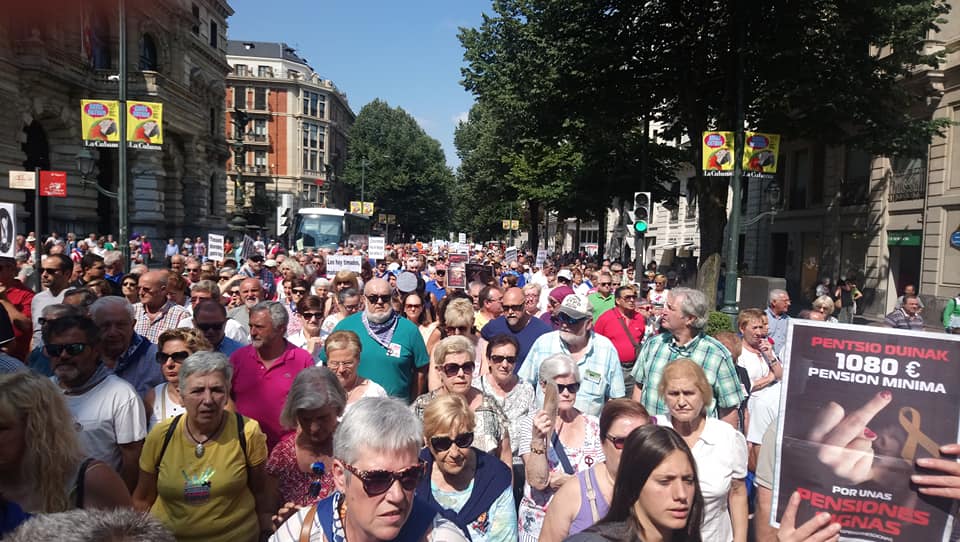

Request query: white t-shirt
[
  {"left": 738, "top": 349, "right": 781, "bottom": 444},
  {"left": 148, "top": 382, "right": 185, "bottom": 430},
  {"left": 58, "top": 374, "right": 147, "bottom": 471},
  {"left": 178, "top": 316, "right": 250, "bottom": 344},
  {"left": 657, "top": 415, "right": 747, "bottom": 542}
]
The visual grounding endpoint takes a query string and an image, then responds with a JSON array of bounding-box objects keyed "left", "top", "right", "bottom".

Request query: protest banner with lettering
[
  {"left": 447, "top": 253, "right": 468, "bottom": 289},
  {"left": 368, "top": 236, "right": 385, "bottom": 260},
  {"left": 207, "top": 234, "right": 224, "bottom": 262},
  {"left": 772, "top": 320, "right": 960, "bottom": 542},
  {"left": 325, "top": 255, "right": 363, "bottom": 278}
]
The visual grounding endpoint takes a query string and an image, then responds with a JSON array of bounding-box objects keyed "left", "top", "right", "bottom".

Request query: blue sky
[{"left": 227, "top": 0, "right": 493, "bottom": 169}]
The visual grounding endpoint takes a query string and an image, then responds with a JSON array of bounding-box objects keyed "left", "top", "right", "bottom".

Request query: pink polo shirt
[{"left": 230, "top": 341, "right": 315, "bottom": 450}]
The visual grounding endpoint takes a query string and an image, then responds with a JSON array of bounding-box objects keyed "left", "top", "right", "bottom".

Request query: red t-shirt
[
  {"left": 230, "top": 341, "right": 316, "bottom": 450},
  {"left": 3, "top": 280, "right": 33, "bottom": 362},
  {"left": 593, "top": 308, "right": 646, "bottom": 364}
]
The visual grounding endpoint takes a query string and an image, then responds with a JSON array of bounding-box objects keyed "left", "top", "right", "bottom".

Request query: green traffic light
[{"left": 634, "top": 221, "right": 648, "bottom": 233}]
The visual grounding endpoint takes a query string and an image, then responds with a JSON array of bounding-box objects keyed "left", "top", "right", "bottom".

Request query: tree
[{"left": 343, "top": 100, "right": 455, "bottom": 240}]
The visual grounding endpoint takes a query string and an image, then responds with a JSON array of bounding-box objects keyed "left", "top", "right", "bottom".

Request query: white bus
[{"left": 292, "top": 208, "right": 370, "bottom": 250}]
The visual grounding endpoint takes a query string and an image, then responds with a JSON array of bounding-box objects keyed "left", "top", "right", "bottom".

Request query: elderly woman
[
  {"left": 419, "top": 393, "right": 517, "bottom": 541},
  {"left": 475, "top": 334, "right": 535, "bottom": 468},
  {"left": 427, "top": 296, "right": 486, "bottom": 391},
  {"left": 324, "top": 330, "right": 386, "bottom": 412},
  {"left": 0, "top": 372, "right": 131, "bottom": 513},
  {"left": 287, "top": 294, "right": 325, "bottom": 358},
  {"left": 523, "top": 283, "right": 542, "bottom": 317},
  {"left": 311, "top": 277, "right": 331, "bottom": 312},
  {"left": 540, "top": 399, "right": 650, "bottom": 541},
  {"left": 517, "top": 353, "right": 604, "bottom": 542},
  {"left": 144, "top": 328, "right": 213, "bottom": 429},
  {"left": 277, "top": 260, "right": 305, "bottom": 299},
  {"left": 166, "top": 271, "right": 189, "bottom": 308},
  {"left": 811, "top": 295, "right": 839, "bottom": 323},
  {"left": 412, "top": 335, "right": 512, "bottom": 467},
  {"left": 133, "top": 351, "right": 272, "bottom": 542},
  {"left": 266, "top": 367, "right": 345, "bottom": 521},
  {"left": 282, "top": 278, "right": 309, "bottom": 337},
  {"left": 656, "top": 358, "right": 747, "bottom": 542}
]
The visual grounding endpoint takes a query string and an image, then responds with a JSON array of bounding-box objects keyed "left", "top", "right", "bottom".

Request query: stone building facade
[{"left": 0, "top": 0, "right": 233, "bottom": 240}]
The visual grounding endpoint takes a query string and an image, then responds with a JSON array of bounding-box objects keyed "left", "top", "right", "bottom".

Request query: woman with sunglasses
[
  {"left": 517, "top": 353, "right": 603, "bottom": 542},
  {"left": 120, "top": 273, "right": 141, "bottom": 304},
  {"left": 412, "top": 335, "right": 513, "bottom": 468},
  {"left": 419, "top": 393, "right": 517, "bottom": 541},
  {"left": 282, "top": 278, "right": 310, "bottom": 338},
  {"left": 267, "top": 367, "right": 345, "bottom": 527},
  {"left": 657, "top": 358, "right": 747, "bottom": 542},
  {"left": 647, "top": 273, "right": 670, "bottom": 315},
  {"left": 475, "top": 334, "right": 535, "bottom": 461},
  {"left": 401, "top": 291, "right": 436, "bottom": 348},
  {"left": 539, "top": 399, "right": 649, "bottom": 541},
  {"left": 427, "top": 296, "right": 486, "bottom": 391},
  {"left": 143, "top": 328, "right": 213, "bottom": 430},
  {"left": 288, "top": 295, "right": 326, "bottom": 359}
]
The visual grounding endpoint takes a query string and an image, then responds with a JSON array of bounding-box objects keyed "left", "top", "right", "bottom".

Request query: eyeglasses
[
  {"left": 444, "top": 326, "right": 470, "bottom": 335},
  {"left": 599, "top": 282, "right": 612, "bottom": 286},
  {"left": 156, "top": 350, "right": 190, "bottom": 364},
  {"left": 186, "top": 267, "right": 201, "bottom": 273},
  {"left": 556, "top": 382, "right": 581, "bottom": 394},
  {"left": 436, "top": 270, "right": 446, "bottom": 276},
  {"left": 229, "top": 290, "right": 241, "bottom": 296},
  {"left": 301, "top": 312, "right": 323, "bottom": 321},
  {"left": 44, "top": 342, "right": 88, "bottom": 357},
  {"left": 490, "top": 354, "right": 517, "bottom": 365},
  {"left": 366, "top": 294, "right": 391, "bottom": 305},
  {"left": 430, "top": 432, "right": 474, "bottom": 452},
  {"left": 341, "top": 461, "right": 424, "bottom": 496},
  {"left": 311, "top": 260, "right": 322, "bottom": 265},
  {"left": 327, "top": 359, "right": 356, "bottom": 371},
  {"left": 195, "top": 321, "right": 226, "bottom": 332},
  {"left": 655, "top": 281, "right": 666, "bottom": 286},
  {"left": 405, "top": 303, "right": 422, "bottom": 310},
  {"left": 620, "top": 295, "right": 637, "bottom": 301},
  {"left": 441, "top": 361, "right": 475, "bottom": 377},
  {"left": 502, "top": 304, "right": 524, "bottom": 312},
  {"left": 555, "top": 312, "right": 588, "bottom": 326},
  {"left": 343, "top": 303, "right": 362, "bottom": 312},
  {"left": 605, "top": 434, "right": 629, "bottom": 450}
]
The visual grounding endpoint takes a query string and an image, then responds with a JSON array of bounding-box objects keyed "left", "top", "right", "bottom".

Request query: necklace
[{"left": 185, "top": 413, "right": 226, "bottom": 458}]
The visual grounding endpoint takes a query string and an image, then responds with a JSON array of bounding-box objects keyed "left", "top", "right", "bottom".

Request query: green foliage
[
  {"left": 706, "top": 312, "right": 735, "bottom": 337},
  {"left": 344, "top": 100, "right": 455, "bottom": 239}
]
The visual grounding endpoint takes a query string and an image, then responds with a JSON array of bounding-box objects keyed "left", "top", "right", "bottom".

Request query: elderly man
[
  {"left": 631, "top": 287, "right": 745, "bottom": 426},
  {"left": 270, "top": 397, "right": 467, "bottom": 542},
  {"left": 177, "top": 280, "right": 249, "bottom": 343},
  {"left": 593, "top": 284, "right": 646, "bottom": 397},
  {"left": 184, "top": 257, "right": 203, "bottom": 285},
  {"left": 191, "top": 299, "right": 245, "bottom": 356},
  {"left": 885, "top": 294, "right": 924, "bottom": 330},
  {"left": 325, "top": 278, "right": 429, "bottom": 402},
  {"left": 26, "top": 303, "right": 86, "bottom": 376},
  {"left": 31, "top": 253, "right": 74, "bottom": 347},
  {"left": 479, "top": 286, "right": 551, "bottom": 372},
  {"left": 519, "top": 294, "right": 625, "bottom": 416},
  {"left": 91, "top": 296, "right": 162, "bottom": 396},
  {"left": 0, "top": 257, "right": 33, "bottom": 362},
  {"left": 168, "top": 253, "right": 185, "bottom": 276},
  {"left": 230, "top": 301, "right": 314, "bottom": 449},
  {"left": 227, "top": 277, "right": 264, "bottom": 329},
  {"left": 587, "top": 272, "right": 615, "bottom": 322},
  {"left": 46, "top": 315, "right": 146, "bottom": 491},
  {"left": 102, "top": 250, "right": 124, "bottom": 295},
  {"left": 238, "top": 254, "right": 276, "bottom": 300},
  {"left": 132, "top": 270, "right": 190, "bottom": 343},
  {"left": 765, "top": 288, "right": 791, "bottom": 356},
  {"left": 474, "top": 285, "right": 503, "bottom": 331}
]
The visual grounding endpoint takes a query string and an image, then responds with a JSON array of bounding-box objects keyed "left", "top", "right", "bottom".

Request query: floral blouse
[
  {"left": 475, "top": 375, "right": 535, "bottom": 463},
  {"left": 265, "top": 432, "right": 335, "bottom": 507},
  {"left": 411, "top": 390, "right": 509, "bottom": 456}
]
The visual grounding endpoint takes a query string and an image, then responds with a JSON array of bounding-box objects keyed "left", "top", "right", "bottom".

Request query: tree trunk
[
  {"left": 695, "top": 173, "right": 730, "bottom": 309},
  {"left": 527, "top": 199, "right": 540, "bottom": 253}
]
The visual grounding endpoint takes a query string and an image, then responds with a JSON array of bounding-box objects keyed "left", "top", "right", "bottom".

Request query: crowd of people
[{"left": 0, "top": 232, "right": 959, "bottom": 542}]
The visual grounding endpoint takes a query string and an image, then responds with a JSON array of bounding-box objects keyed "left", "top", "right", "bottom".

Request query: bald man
[
  {"left": 132, "top": 270, "right": 190, "bottom": 343},
  {"left": 227, "top": 277, "right": 264, "bottom": 329},
  {"left": 321, "top": 278, "right": 429, "bottom": 402}
]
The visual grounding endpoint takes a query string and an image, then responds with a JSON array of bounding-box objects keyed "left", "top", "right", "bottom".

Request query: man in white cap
[{"left": 517, "top": 293, "right": 625, "bottom": 416}]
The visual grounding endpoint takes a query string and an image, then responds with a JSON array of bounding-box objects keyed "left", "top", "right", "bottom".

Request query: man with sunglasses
[
  {"left": 424, "top": 265, "right": 447, "bottom": 308},
  {"left": 45, "top": 315, "right": 146, "bottom": 492},
  {"left": 271, "top": 397, "right": 467, "bottom": 542},
  {"left": 519, "top": 294, "right": 625, "bottom": 417},
  {"left": 191, "top": 299, "right": 244, "bottom": 356},
  {"left": 30, "top": 253, "right": 74, "bottom": 348},
  {"left": 593, "top": 285, "right": 647, "bottom": 397},
  {"left": 323, "top": 278, "right": 429, "bottom": 402},
  {"left": 586, "top": 272, "right": 615, "bottom": 323},
  {"left": 91, "top": 296, "right": 162, "bottom": 396},
  {"left": 479, "top": 287, "right": 552, "bottom": 373}
]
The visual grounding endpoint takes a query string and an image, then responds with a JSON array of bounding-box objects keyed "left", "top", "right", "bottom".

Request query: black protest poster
[{"left": 772, "top": 320, "right": 960, "bottom": 541}]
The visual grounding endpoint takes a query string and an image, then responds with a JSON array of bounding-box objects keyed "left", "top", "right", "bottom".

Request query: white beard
[{"left": 366, "top": 308, "right": 393, "bottom": 324}]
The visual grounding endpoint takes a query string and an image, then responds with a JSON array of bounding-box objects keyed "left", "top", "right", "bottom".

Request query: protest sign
[
  {"left": 447, "top": 253, "right": 468, "bottom": 289},
  {"left": 368, "top": 236, "right": 385, "bottom": 260},
  {"left": 772, "top": 320, "right": 960, "bottom": 541},
  {"left": 465, "top": 263, "right": 494, "bottom": 286},
  {"left": 325, "top": 255, "right": 362, "bottom": 278},
  {"left": 536, "top": 249, "right": 548, "bottom": 267},
  {"left": 504, "top": 246, "right": 518, "bottom": 263},
  {"left": 0, "top": 203, "right": 15, "bottom": 258},
  {"left": 207, "top": 234, "right": 224, "bottom": 262}
]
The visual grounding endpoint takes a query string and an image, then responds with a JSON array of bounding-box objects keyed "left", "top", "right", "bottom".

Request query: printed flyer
[
  {"left": 772, "top": 320, "right": 960, "bottom": 541},
  {"left": 447, "top": 253, "right": 467, "bottom": 290}
]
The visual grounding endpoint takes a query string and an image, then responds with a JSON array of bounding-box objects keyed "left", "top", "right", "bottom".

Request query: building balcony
[
  {"left": 240, "top": 165, "right": 270, "bottom": 176},
  {"left": 243, "top": 133, "right": 269, "bottom": 145},
  {"left": 887, "top": 166, "right": 926, "bottom": 202}
]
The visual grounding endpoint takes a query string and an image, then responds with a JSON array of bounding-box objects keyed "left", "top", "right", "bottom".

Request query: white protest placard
[
  {"left": 504, "top": 246, "right": 518, "bottom": 263},
  {"left": 536, "top": 249, "right": 548, "bottom": 267},
  {"left": 207, "top": 234, "right": 224, "bottom": 262},
  {"left": 8, "top": 171, "right": 36, "bottom": 190},
  {"left": 325, "top": 255, "right": 363, "bottom": 278},
  {"left": 0, "top": 203, "right": 16, "bottom": 258},
  {"left": 458, "top": 232, "right": 466, "bottom": 244},
  {"left": 368, "top": 236, "right": 385, "bottom": 260}
]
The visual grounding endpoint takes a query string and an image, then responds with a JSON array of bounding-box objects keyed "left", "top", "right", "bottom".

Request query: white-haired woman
[
  {"left": 324, "top": 330, "right": 387, "bottom": 412},
  {"left": 517, "top": 353, "right": 604, "bottom": 542},
  {"left": 133, "top": 351, "right": 273, "bottom": 542},
  {"left": 412, "top": 335, "right": 513, "bottom": 467}
]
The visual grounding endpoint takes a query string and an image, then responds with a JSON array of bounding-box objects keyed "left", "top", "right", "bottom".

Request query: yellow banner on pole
[
  {"left": 743, "top": 132, "right": 780, "bottom": 174},
  {"left": 127, "top": 101, "right": 163, "bottom": 148},
  {"left": 362, "top": 202, "right": 374, "bottom": 216},
  {"left": 349, "top": 201, "right": 362, "bottom": 214},
  {"left": 502, "top": 220, "right": 511, "bottom": 230},
  {"left": 702, "top": 131, "right": 735, "bottom": 176},
  {"left": 81, "top": 99, "right": 120, "bottom": 147}
]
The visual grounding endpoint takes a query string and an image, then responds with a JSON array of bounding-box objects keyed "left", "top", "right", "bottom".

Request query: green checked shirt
[{"left": 631, "top": 331, "right": 745, "bottom": 417}]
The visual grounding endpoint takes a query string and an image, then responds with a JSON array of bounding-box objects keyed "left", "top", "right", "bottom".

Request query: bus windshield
[{"left": 296, "top": 213, "right": 343, "bottom": 249}]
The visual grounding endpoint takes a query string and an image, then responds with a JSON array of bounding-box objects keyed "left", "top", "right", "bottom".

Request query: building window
[
  {"left": 257, "top": 65, "right": 272, "bottom": 78},
  {"left": 254, "top": 88, "right": 267, "bottom": 110},
  {"left": 889, "top": 154, "right": 927, "bottom": 202},
  {"left": 191, "top": 5, "right": 201, "bottom": 35},
  {"left": 209, "top": 173, "right": 217, "bottom": 215},
  {"left": 253, "top": 118, "right": 266, "bottom": 136},
  {"left": 789, "top": 148, "right": 811, "bottom": 210},
  {"left": 288, "top": 70, "right": 301, "bottom": 79},
  {"left": 254, "top": 151, "right": 267, "bottom": 168},
  {"left": 233, "top": 86, "right": 245, "bottom": 109},
  {"left": 233, "top": 64, "right": 248, "bottom": 76},
  {"left": 303, "top": 122, "right": 322, "bottom": 172},
  {"left": 302, "top": 91, "right": 325, "bottom": 118},
  {"left": 842, "top": 147, "right": 872, "bottom": 205},
  {"left": 306, "top": 183, "right": 321, "bottom": 205},
  {"left": 209, "top": 21, "right": 218, "bottom": 48},
  {"left": 138, "top": 34, "right": 157, "bottom": 71}
]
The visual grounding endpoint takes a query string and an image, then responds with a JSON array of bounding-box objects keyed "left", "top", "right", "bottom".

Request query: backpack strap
[
  {"left": 155, "top": 414, "right": 183, "bottom": 472},
  {"left": 74, "top": 457, "right": 96, "bottom": 508}
]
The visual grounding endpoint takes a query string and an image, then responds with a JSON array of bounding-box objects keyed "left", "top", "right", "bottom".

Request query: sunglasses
[
  {"left": 444, "top": 325, "right": 471, "bottom": 336},
  {"left": 441, "top": 361, "right": 475, "bottom": 378},
  {"left": 490, "top": 354, "right": 517, "bottom": 365},
  {"left": 599, "top": 282, "right": 612, "bottom": 286},
  {"left": 156, "top": 350, "right": 190, "bottom": 364},
  {"left": 605, "top": 434, "right": 629, "bottom": 450},
  {"left": 341, "top": 461, "right": 424, "bottom": 496},
  {"left": 555, "top": 312, "right": 588, "bottom": 326},
  {"left": 436, "top": 270, "right": 446, "bottom": 276},
  {"left": 430, "top": 432, "right": 474, "bottom": 452},
  {"left": 45, "top": 342, "right": 88, "bottom": 357},
  {"left": 366, "top": 294, "right": 391, "bottom": 305},
  {"left": 405, "top": 303, "right": 422, "bottom": 310},
  {"left": 229, "top": 290, "right": 241, "bottom": 296},
  {"left": 292, "top": 288, "right": 308, "bottom": 295},
  {"left": 196, "top": 322, "right": 226, "bottom": 333},
  {"left": 620, "top": 295, "right": 637, "bottom": 301},
  {"left": 41, "top": 267, "right": 62, "bottom": 274},
  {"left": 301, "top": 311, "right": 323, "bottom": 320},
  {"left": 556, "top": 382, "right": 581, "bottom": 394},
  {"left": 501, "top": 304, "right": 524, "bottom": 312}
]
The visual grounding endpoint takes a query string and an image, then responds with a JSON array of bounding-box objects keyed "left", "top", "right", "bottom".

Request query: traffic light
[
  {"left": 277, "top": 204, "right": 292, "bottom": 238},
  {"left": 633, "top": 192, "right": 651, "bottom": 233}
]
